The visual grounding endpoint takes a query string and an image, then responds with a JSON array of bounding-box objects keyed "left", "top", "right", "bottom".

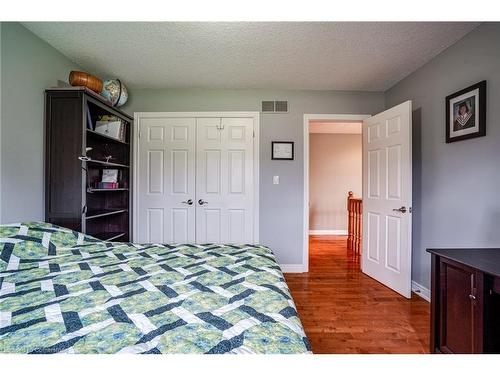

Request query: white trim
[
  {"left": 133, "top": 111, "right": 260, "bottom": 244},
  {"left": 411, "top": 280, "right": 431, "bottom": 302},
  {"left": 280, "top": 264, "right": 308, "bottom": 273},
  {"left": 309, "top": 229, "right": 348, "bottom": 235},
  {"left": 306, "top": 114, "right": 371, "bottom": 122},
  {"left": 253, "top": 114, "right": 260, "bottom": 244},
  {"left": 134, "top": 111, "right": 259, "bottom": 118},
  {"left": 132, "top": 113, "right": 138, "bottom": 242},
  {"left": 303, "top": 114, "right": 371, "bottom": 273},
  {"left": 0, "top": 24, "right": 2, "bottom": 223}
]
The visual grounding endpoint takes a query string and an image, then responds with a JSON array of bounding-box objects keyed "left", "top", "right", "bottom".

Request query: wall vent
[
  {"left": 275, "top": 101, "right": 288, "bottom": 112},
  {"left": 261, "top": 101, "right": 275, "bottom": 112},
  {"left": 261, "top": 100, "right": 288, "bottom": 113}
]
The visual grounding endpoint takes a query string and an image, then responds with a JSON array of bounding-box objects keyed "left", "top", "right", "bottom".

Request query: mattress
[{"left": 0, "top": 222, "right": 311, "bottom": 354}]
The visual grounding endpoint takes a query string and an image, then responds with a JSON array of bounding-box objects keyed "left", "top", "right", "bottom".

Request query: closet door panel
[
  {"left": 196, "top": 117, "right": 254, "bottom": 244},
  {"left": 137, "top": 117, "right": 196, "bottom": 243}
]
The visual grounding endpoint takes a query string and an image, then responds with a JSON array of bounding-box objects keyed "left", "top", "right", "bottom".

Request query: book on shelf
[
  {"left": 102, "top": 169, "right": 118, "bottom": 183},
  {"left": 96, "top": 182, "right": 119, "bottom": 189},
  {"left": 86, "top": 107, "right": 93, "bottom": 130},
  {"left": 96, "top": 169, "right": 120, "bottom": 189},
  {"left": 94, "top": 115, "right": 126, "bottom": 142}
]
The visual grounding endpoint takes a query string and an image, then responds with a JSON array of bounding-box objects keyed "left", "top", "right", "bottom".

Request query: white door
[
  {"left": 362, "top": 101, "right": 412, "bottom": 298},
  {"left": 196, "top": 117, "right": 255, "bottom": 244},
  {"left": 137, "top": 117, "right": 196, "bottom": 243}
]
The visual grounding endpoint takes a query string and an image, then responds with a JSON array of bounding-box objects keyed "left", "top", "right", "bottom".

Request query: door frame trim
[
  {"left": 133, "top": 111, "right": 260, "bottom": 243},
  {"left": 302, "top": 114, "right": 371, "bottom": 273}
]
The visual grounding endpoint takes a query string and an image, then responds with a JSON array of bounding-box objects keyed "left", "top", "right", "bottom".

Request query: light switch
[{"left": 273, "top": 176, "right": 280, "bottom": 185}]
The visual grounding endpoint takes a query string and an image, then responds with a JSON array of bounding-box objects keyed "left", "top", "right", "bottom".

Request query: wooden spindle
[
  {"left": 347, "top": 191, "right": 353, "bottom": 250},
  {"left": 347, "top": 191, "right": 362, "bottom": 255}
]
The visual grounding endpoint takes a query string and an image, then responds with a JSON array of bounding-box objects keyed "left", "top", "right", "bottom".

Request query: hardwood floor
[{"left": 284, "top": 235, "right": 430, "bottom": 354}]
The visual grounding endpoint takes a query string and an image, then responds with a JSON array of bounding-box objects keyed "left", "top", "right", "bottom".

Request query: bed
[{"left": 0, "top": 222, "right": 311, "bottom": 354}]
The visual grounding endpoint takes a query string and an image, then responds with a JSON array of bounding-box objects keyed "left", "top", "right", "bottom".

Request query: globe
[{"left": 101, "top": 79, "right": 128, "bottom": 107}]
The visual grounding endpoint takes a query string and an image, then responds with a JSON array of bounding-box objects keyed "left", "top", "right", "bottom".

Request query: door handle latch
[
  {"left": 198, "top": 199, "right": 208, "bottom": 205},
  {"left": 392, "top": 206, "right": 407, "bottom": 213},
  {"left": 181, "top": 199, "right": 193, "bottom": 205}
]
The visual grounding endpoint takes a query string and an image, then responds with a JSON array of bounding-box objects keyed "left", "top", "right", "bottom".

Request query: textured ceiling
[{"left": 24, "top": 22, "right": 479, "bottom": 91}]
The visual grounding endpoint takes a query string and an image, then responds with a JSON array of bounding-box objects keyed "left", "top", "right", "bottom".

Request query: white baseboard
[
  {"left": 280, "top": 264, "right": 308, "bottom": 273},
  {"left": 412, "top": 280, "right": 430, "bottom": 302},
  {"left": 309, "top": 229, "right": 348, "bottom": 235}
]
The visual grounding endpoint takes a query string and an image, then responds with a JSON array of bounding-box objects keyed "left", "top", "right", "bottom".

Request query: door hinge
[
  {"left": 138, "top": 130, "right": 142, "bottom": 139},
  {"left": 253, "top": 130, "right": 255, "bottom": 138}
]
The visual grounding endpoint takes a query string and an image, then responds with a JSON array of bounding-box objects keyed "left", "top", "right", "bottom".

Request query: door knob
[
  {"left": 392, "top": 206, "right": 407, "bottom": 213},
  {"left": 181, "top": 199, "right": 193, "bottom": 205},
  {"left": 198, "top": 199, "right": 208, "bottom": 205}
]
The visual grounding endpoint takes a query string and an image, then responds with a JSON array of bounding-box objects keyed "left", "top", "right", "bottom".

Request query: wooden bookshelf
[{"left": 45, "top": 88, "right": 133, "bottom": 242}]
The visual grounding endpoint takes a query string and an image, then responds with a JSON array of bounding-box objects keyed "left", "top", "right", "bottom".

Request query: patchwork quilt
[{"left": 0, "top": 222, "right": 310, "bottom": 354}]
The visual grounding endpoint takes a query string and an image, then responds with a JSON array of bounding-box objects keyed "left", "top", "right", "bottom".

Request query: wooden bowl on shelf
[{"left": 69, "top": 71, "right": 103, "bottom": 94}]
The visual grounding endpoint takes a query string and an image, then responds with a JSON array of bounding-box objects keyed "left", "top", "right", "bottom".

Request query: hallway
[{"left": 284, "top": 236, "right": 430, "bottom": 353}]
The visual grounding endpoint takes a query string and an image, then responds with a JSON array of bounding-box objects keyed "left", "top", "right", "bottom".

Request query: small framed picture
[
  {"left": 272, "top": 141, "right": 294, "bottom": 160},
  {"left": 446, "top": 80, "right": 486, "bottom": 143},
  {"left": 101, "top": 169, "right": 119, "bottom": 183}
]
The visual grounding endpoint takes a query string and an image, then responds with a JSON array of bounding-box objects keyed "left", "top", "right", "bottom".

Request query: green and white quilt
[{"left": 0, "top": 222, "right": 310, "bottom": 354}]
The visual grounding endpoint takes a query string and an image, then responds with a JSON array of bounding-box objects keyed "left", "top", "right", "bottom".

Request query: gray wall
[
  {"left": 123, "top": 90, "right": 384, "bottom": 264},
  {"left": 385, "top": 22, "right": 500, "bottom": 290},
  {"left": 309, "top": 133, "right": 362, "bottom": 231},
  {"left": 0, "top": 22, "right": 80, "bottom": 223}
]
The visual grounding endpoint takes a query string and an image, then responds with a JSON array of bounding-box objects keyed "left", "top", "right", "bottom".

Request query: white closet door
[
  {"left": 196, "top": 117, "right": 254, "bottom": 244},
  {"left": 137, "top": 117, "right": 196, "bottom": 243}
]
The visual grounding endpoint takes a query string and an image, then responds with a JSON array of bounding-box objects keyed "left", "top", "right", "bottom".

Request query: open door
[{"left": 362, "top": 101, "right": 412, "bottom": 298}]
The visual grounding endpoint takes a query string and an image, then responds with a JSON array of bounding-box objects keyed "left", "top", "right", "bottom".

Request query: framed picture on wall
[
  {"left": 445, "top": 80, "right": 486, "bottom": 143},
  {"left": 272, "top": 141, "right": 294, "bottom": 160}
]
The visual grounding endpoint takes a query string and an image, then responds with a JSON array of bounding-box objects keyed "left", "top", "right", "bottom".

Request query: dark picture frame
[
  {"left": 445, "top": 80, "right": 486, "bottom": 143},
  {"left": 271, "top": 141, "right": 294, "bottom": 160}
]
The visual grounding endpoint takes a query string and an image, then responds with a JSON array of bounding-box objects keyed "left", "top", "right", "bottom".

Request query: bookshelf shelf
[
  {"left": 86, "top": 209, "right": 128, "bottom": 220},
  {"left": 87, "top": 129, "right": 129, "bottom": 145},
  {"left": 93, "top": 232, "right": 127, "bottom": 241},
  {"left": 87, "top": 188, "right": 129, "bottom": 193},
  {"left": 86, "top": 159, "right": 130, "bottom": 168}
]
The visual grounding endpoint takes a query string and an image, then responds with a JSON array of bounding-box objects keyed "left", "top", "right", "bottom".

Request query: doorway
[
  {"left": 308, "top": 119, "right": 363, "bottom": 237},
  {"left": 304, "top": 115, "right": 368, "bottom": 275},
  {"left": 303, "top": 103, "right": 413, "bottom": 298}
]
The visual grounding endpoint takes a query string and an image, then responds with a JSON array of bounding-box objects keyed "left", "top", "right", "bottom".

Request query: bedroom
[{"left": 1, "top": 0, "right": 500, "bottom": 373}]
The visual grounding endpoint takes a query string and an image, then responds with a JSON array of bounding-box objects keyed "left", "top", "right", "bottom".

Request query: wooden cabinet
[
  {"left": 434, "top": 257, "right": 483, "bottom": 353},
  {"left": 428, "top": 249, "right": 500, "bottom": 354},
  {"left": 45, "top": 88, "right": 133, "bottom": 241}
]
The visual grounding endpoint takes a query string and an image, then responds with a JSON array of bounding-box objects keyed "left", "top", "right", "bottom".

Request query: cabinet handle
[{"left": 469, "top": 273, "right": 477, "bottom": 302}]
